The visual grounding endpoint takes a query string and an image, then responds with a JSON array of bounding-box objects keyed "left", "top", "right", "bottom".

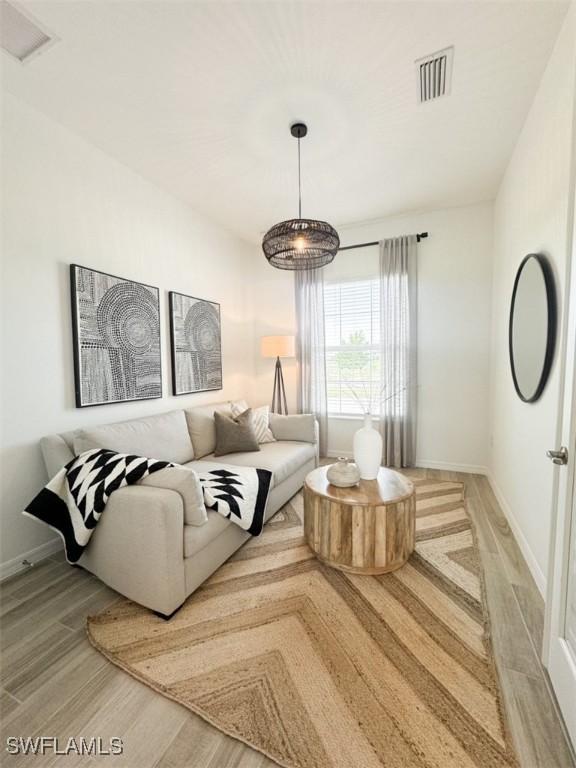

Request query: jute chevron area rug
[{"left": 87, "top": 478, "right": 519, "bottom": 768}]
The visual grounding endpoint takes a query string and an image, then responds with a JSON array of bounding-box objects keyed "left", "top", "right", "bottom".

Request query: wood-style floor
[{"left": 1, "top": 469, "right": 574, "bottom": 768}]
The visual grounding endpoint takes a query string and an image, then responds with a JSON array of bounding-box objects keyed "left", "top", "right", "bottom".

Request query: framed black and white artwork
[
  {"left": 169, "top": 291, "right": 222, "bottom": 395},
  {"left": 70, "top": 265, "right": 162, "bottom": 407}
]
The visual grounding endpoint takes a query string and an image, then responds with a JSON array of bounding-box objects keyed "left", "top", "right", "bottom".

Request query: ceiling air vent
[
  {"left": 0, "top": 0, "right": 56, "bottom": 63},
  {"left": 416, "top": 47, "right": 454, "bottom": 103}
]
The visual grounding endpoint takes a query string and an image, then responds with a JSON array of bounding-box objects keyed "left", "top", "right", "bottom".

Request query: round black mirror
[{"left": 509, "top": 254, "right": 556, "bottom": 403}]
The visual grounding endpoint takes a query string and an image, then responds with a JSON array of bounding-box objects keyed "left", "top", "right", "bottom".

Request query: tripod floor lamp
[{"left": 261, "top": 336, "right": 295, "bottom": 415}]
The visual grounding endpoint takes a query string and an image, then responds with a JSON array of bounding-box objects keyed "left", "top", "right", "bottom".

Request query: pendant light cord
[{"left": 297, "top": 136, "right": 302, "bottom": 219}]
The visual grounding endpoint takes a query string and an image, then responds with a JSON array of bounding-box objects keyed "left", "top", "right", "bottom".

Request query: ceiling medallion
[{"left": 262, "top": 123, "right": 339, "bottom": 270}]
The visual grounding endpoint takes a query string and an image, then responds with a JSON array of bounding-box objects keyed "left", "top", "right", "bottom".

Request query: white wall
[
  {"left": 251, "top": 203, "right": 494, "bottom": 472},
  {"left": 489, "top": 3, "right": 576, "bottom": 595},
  {"left": 250, "top": 259, "right": 299, "bottom": 415},
  {"left": 1, "top": 94, "right": 257, "bottom": 575}
]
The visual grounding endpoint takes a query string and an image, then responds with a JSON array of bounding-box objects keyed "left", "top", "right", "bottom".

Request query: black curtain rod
[{"left": 338, "top": 232, "right": 428, "bottom": 251}]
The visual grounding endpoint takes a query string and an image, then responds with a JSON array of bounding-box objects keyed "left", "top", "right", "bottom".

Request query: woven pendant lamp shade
[
  {"left": 262, "top": 122, "right": 339, "bottom": 271},
  {"left": 262, "top": 218, "right": 340, "bottom": 270}
]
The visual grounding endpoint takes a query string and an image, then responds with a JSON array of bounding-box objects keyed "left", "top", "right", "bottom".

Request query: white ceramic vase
[
  {"left": 326, "top": 457, "right": 361, "bottom": 488},
  {"left": 353, "top": 413, "right": 383, "bottom": 480}
]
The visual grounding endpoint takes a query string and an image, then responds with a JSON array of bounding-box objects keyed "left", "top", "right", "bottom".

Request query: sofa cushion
[
  {"left": 186, "top": 440, "right": 316, "bottom": 488},
  {"left": 184, "top": 402, "right": 231, "bottom": 458},
  {"left": 73, "top": 410, "right": 194, "bottom": 464},
  {"left": 183, "top": 485, "right": 284, "bottom": 558},
  {"left": 183, "top": 511, "right": 230, "bottom": 558}
]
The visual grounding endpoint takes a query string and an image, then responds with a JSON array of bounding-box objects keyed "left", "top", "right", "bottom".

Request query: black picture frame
[
  {"left": 70, "top": 264, "right": 162, "bottom": 408},
  {"left": 508, "top": 253, "right": 557, "bottom": 404},
  {"left": 169, "top": 291, "right": 222, "bottom": 396}
]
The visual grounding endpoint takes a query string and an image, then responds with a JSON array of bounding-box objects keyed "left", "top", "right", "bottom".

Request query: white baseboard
[
  {"left": 486, "top": 472, "right": 547, "bottom": 598},
  {"left": 326, "top": 452, "right": 488, "bottom": 476},
  {"left": 0, "top": 538, "right": 62, "bottom": 582},
  {"left": 415, "top": 459, "right": 489, "bottom": 475}
]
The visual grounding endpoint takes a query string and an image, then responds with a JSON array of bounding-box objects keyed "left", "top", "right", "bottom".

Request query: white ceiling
[{"left": 3, "top": 1, "right": 569, "bottom": 244}]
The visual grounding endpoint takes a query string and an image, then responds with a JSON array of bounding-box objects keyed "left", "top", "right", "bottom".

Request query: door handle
[{"left": 546, "top": 446, "right": 569, "bottom": 465}]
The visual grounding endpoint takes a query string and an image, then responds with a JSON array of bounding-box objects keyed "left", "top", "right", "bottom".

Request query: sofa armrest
[
  {"left": 79, "top": 485, "right": 187, "bottom": 615},
  {"left": 139, "top": 467, "right": 207, "bottom": 526},
  {"left": 269, "top": 413, "right": 317, "bottom": 443}
]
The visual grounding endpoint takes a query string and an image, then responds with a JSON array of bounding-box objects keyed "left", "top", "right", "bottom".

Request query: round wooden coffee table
[{"left": 303, "top": 465, "right": 415, "bottom": 574}]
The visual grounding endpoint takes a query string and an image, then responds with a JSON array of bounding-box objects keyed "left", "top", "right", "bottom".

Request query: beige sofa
[{"left": 40, "top": 403, "right": 318, "bottom": 617}]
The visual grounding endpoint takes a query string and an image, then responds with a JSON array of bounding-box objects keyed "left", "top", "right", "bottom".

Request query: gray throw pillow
[{"left": 214, "top": 409, "right": 260, "bottom": 457}]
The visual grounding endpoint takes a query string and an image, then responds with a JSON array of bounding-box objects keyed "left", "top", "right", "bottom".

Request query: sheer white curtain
[
  {"left": 379, "top": 236, "right": 418, "bottom": 467},
  {"left": 294, "top": 268, "right": 328, "bottom": 456}
]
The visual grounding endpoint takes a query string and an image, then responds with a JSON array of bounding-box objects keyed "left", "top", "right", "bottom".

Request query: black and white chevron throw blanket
[
  {"left": 24, "top": 449, "right": 174, "bottom": 563},
  {"left": 24, "top": 449, "right": 272, "bottom": 563},
  {"left": 193, "top": 461, "right": 272, "bottom": 536}
]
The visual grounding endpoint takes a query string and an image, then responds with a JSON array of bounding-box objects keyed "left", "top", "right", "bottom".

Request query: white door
[
  {"left": 545, "top": 197, "right": 576, "bottom": 746},
  {"left": 565, "top": 487, "right": 576, "bottom": 664}
]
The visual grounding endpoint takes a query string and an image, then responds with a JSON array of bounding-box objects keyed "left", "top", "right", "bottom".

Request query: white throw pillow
[{"left": 230, "top": 401, "right": 275, "bottom": 444}]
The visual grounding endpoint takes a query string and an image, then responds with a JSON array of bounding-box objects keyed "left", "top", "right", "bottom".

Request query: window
[{"left": 325, "top": 278, "right": 382, "bottom": 416}]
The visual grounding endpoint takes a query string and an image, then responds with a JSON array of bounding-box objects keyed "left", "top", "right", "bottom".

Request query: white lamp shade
[{"left": 261, "top": 335, "right": 296, "bottom": 359}]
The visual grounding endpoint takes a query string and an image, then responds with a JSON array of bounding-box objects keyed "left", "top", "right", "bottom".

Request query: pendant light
[{"left": 262, "top": 123, "right": 339, "bottom": 270}]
